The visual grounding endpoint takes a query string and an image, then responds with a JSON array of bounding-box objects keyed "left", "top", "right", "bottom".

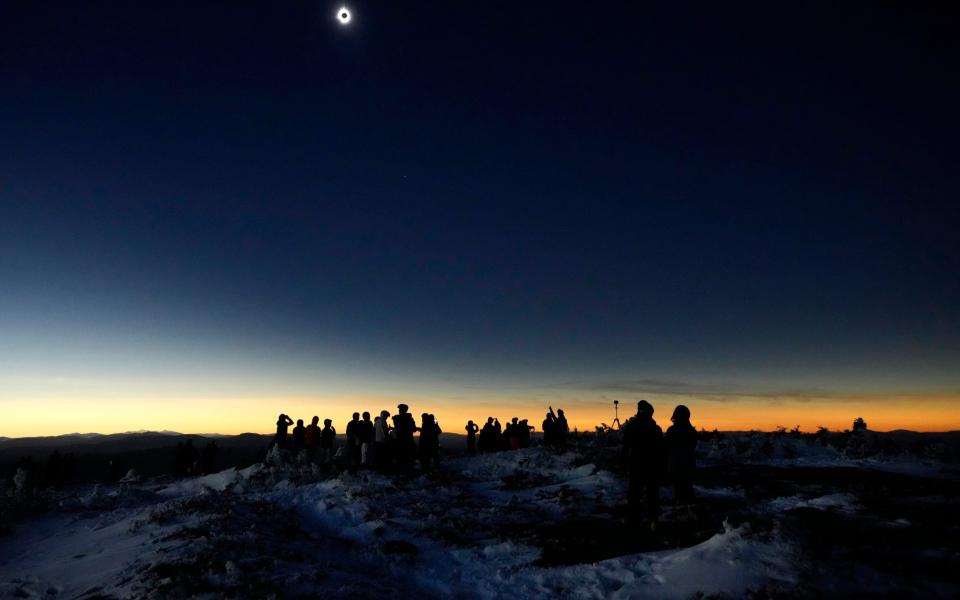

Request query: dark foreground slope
[{"left": 2, "top": 430, "right": 959, "bottom": 598}]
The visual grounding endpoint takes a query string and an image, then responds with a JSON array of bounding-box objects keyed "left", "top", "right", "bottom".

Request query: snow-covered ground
[{"left": 2, "top": 441, "right": 958, "bottom": 598}]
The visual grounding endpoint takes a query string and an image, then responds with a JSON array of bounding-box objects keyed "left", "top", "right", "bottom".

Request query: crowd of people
[
  {"left": 270, "top": 404, "right": 573, "bottom": 473},
  {"left": 271, "top": 404, "right": 445, "bottom": 475},
  {"left": 465, "top": 406, "right": 570, "bottom": 455},
  {"left": 270, "top": 399, "right": 699, "bottom": 528}
]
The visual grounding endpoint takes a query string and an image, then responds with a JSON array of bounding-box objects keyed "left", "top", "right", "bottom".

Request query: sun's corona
[{"left": 337, "top": 6, "right": 351, "bottom": 25}]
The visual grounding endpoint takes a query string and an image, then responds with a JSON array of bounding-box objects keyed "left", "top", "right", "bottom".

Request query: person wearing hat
[{"left": 621, "top": 399, "right": 664, "bottom": 528}]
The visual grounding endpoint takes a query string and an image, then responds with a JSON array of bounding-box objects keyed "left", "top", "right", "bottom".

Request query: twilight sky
[{"left": 1, "top": 1, "right": 958, "bottom": 436}]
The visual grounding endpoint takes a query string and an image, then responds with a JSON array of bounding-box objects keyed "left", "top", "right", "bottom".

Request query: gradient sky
[{"left": 2, "top": 1, "right": 958, "bottom": 436}]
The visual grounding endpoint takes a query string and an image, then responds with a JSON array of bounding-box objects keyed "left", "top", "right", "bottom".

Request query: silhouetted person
[
  {"left": 621, "top": 400, "right": 664, "bottom": 527},
  {"left": 519, "top": 419, "right": 534, "bottom": 448},
  {"left": 493, "top": 418, "right": 503, "bottom": 451},
  {"left": 374, "top": 410, "right": 392, "bottom": 471},
  {"left": 305, "top": 416, "right": 321, "bottom": 460},
  {"left": 202, "top": 440, "right": 218, "bottom": 475},
  {"left": 506, "top": 417, "right": 520, "bottom": 450},
  {"left": 320, "top": 419, "right": 336, "bottom": 463},
  {"left": 392, "top": 404, "right": 419, "bottom": 475},
  {"left": 465, "top": 420, "right": 479, "bottom": 455},
  {"left": 419, "top": 413, "right": 442, "bottom": 472},
  {"left": 346, "top": 412, "right": 362, "bottom": 468},
  {"left": 275, "top": 413, "right": 294, "bottom": 448},
  {"left": 292, "top": 419, "right": 306, "bottom": 453},
  {"left": 665, "top": 404, "right": 697, "bottom": 505},
  {"left": 543, "top": 412, "right": 556, "bottom": 446},
  {"left": 555, "top": 408, "right": 569, "bottom": 448},
  {"left": 360, "top": 412, "right": 374, "bottom": 467},
  {"left": 479, "top": 417, "right": 496, "bottom": 453}
]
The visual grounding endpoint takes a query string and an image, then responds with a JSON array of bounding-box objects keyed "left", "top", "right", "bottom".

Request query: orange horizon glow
[{"left": 5, "top": 392, "right": 959, "bottom": 438}]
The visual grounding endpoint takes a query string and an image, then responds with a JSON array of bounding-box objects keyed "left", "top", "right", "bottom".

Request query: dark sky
[{"left": 1, "top": 1, "right": 958, "bottom": 433}]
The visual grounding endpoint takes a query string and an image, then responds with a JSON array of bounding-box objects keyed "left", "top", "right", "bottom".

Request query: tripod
[{"left": 612, "top": 400, "right": 622, "bottom": 430}]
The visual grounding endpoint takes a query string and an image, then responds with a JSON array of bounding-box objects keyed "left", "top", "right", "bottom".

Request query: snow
[
  {"left": 767, "top": 492, "right": 859, "bottom": 513},
  {"left": 1, "top": 439, "right": 955, "bottom": 598}
]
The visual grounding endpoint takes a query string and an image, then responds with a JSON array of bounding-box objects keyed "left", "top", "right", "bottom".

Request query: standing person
[
  {"left": 479, "top": 417, "right": 495, "bottom": 453},
  {"left": 519, "top": 419, "right": 534, "bottom": 448},
  {"left": 346, "top": 412, "right": 362, "bottom": 469},
  {"left": 418, "top": 413, "right": 442, "bottom": 473},
  {"left": 291, "top": 419, "right": 306, "bottom": 452},
  {"left": 555, "top": 408, "right": 569, "bottom": 449},
  {"left": 320, "top": 419, "right": 337, "bottom": 464},
  {"left": 621, "top": 400, "right": 664, "bottom": 529},
  {"left": 493, "top": 418, "right": 503, "bottom": 451},
  {"left": 305, "top": 416, "right": 321, "bottom": 461},
  {"left": 360, "top": 412, "right": 375, "bottom": 467},
  {"left": 542, "top": 412, "right": 556, "bottom": 446},
  {"left": 374, "top": 410, "right": 392, "bottom": 471},
  {"left": 465, "top": 420, "right": 479, "bottom": 455},
  {"left": 392, "top": 404, "right": 419, "bottom": 475},
  {"left": 506, "top": 418, "right": 520, "bottom": 450},
  {"left": 665, "top": 405, "right": 697, "bottom": 505},
  {"left": 274, "top": 414, "right": 293, "bottom": 448}
]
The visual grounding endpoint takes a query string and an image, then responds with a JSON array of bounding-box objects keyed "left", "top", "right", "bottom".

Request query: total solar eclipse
[{"left": 337, "top": 7, "right": 351, "bottom": 25}]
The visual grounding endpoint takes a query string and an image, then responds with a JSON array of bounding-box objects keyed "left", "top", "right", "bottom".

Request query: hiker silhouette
[
  {"left": 392, "top": 404, "right": 419, "bottom": 474},
  {"left": 666, "top": 404, "right": 697, "bottom": 504},
  {"left": 346, "top": 412, "right": 362, "bottom": 468},
  {"left": 274, "top": 413, "right": 293, "bottom": 448},
  {"left": 305, "top": 416, "right": 321, "bottom": 460},
  {"left": 418, "top": 413, "right": 442, "bottom": 472},
  {"left": 543, "top": 412, "right": 557, "bottom": 446},
  {"left": 320, "top": 419, "right": 336, "bottom": 463},
  {"left": 465, "top": 420, "right": 479, "bottom": 455},
  {"left": 555, "top": 408, "right": 569, "bottom": 448},
  {"left": 621, "top": 400, "right": 664, "bottom": 527},
  {"left": 374, "top": 410, "right": 392, "bottom": 471},
  {"left": 479, "top": 417, "right": 496, "bottom": 453},
  {"left": 360, "top": 411, "right": 374, "bottom": 466},
  {"left": 292, "top": 419, "right": 306, "bottom": 452}
]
